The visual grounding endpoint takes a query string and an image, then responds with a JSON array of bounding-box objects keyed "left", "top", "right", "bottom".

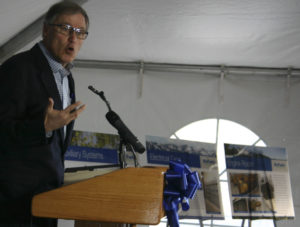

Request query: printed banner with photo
[
  {"left": 225, "top": 143, "right": 295, "bottom": 219},
  {"left": 146, "top": 135, "right": 224, "bottom": 219},
  {"left": 65, "top": 130, "right": 119, "bottom": 164}
]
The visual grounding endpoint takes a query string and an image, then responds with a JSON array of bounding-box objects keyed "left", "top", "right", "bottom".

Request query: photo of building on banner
[
  {"left": 65, "top": 130, "right": 119, "bottom": 164},
  {"left": 146, "top": 135, "right": 224, "bottom": 220},
  {"left": 224, "top": 144, "right": 295, "bottom": 219}
]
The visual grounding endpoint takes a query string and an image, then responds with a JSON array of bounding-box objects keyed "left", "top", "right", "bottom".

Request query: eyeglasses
[{"left": 48, "top": 23, "right": 88, "bottom": 40}]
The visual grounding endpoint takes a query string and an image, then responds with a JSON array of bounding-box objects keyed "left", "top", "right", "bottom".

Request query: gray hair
[{"left": 44, "top": 1, "right": 89, "bottom": 29}]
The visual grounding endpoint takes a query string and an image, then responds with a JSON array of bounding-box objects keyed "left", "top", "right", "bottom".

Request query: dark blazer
[{"left": 0, "top": 43, "right": 75, "bottom": 221}]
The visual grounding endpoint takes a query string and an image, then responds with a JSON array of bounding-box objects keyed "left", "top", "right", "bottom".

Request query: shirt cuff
[{"left": 46, "top": 131, "right": 53, "bottom": 138}]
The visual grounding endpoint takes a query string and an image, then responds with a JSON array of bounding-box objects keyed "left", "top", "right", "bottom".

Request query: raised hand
[{"left": 44, "top": 98, "right": 86, "bottom": 132}]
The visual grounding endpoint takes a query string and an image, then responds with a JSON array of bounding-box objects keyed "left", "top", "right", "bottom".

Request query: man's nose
[{"left": 68, "top": 30, "right": 77, "bottom": 41}]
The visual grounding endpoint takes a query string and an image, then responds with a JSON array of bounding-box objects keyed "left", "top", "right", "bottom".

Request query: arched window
[{"left": 152, "top": 118, "right": 275, "bottom": 227}]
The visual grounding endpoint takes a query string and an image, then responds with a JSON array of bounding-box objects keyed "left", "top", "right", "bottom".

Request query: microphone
[
  {"left": 106, "top": 111, "right": 145, "bottom": 154},
  {"left": 88, "top": 85, "right": 145, "bottom": 154}
]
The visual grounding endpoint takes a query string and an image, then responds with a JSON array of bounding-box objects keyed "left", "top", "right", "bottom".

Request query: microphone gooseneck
[{"left": 88, "top": 85, "right": 111, "bottom": 111}]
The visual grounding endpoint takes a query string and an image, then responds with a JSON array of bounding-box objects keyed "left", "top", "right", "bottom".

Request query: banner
[
  {"left": 65, "top": 130, "right": 119, "bottom": 164},
  {"left": 146, "top": 135, "right": 224, "bottom": 219},
  {"left": 225, "top": 143, "right": 295, "bottom": 219}
]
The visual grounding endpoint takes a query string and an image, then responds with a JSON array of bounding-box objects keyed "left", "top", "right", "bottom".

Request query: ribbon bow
[{"left": 163, "top": 161, "right": 201, "bottom": 227}]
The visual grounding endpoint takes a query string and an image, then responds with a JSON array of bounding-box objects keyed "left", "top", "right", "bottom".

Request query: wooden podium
[{"left": 32, "top": 167, "right": 167, "bottom": 226}]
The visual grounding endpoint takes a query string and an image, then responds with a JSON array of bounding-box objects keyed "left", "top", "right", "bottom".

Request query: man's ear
[{"left": 42, "top": 24, "right": 49, "bottom": 39}]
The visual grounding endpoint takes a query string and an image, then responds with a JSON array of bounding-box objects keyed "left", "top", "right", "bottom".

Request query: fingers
[
  {"left": 44, "top": 98, "right": 55, "bottom": 132},
  {"left": 69, "top": 104, "right": 86, "bottom": 120},
  {"left": 64, "top": 101, "right": 83, "bottom": 112},
  {"left": 64, "top": 101, "right": 86, "bottom": 120},
  {"left": 47, "top": 98, "right": 54, "bottom": 111},
  {"left": 74, "top": 104, "right": 86, "bottom": 115}
]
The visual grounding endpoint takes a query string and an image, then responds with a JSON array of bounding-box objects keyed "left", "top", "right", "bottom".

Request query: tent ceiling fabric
[
  {"left": 1, "top": 0, "right": 300, "bottom": 68},
  {"left": 0, "top": 0, "right": 56, "bottom": 46}
]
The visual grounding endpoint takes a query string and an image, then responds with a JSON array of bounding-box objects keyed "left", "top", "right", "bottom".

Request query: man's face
[{"left": 43, "top": 13, "right": 87, "bottom": 67}]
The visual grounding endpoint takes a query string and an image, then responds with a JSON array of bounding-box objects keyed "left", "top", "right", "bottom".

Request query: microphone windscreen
[{"left": 106, "top": 111, "right": 120, "bottom": 126}]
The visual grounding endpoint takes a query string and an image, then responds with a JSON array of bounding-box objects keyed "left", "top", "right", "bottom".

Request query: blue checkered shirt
[{"left": 38, "top": 42, "right": 73, "bottom": 138}]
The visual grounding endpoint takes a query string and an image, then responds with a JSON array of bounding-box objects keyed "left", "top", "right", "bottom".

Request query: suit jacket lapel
[
  {"left": 31, "top": 44, "right": 63, "bottom": 109},
  {"left": 68, "top": 73, "right": 76, "bottom": 104},
  {"left": 64, "top": 73, "right": 75, "bottom": 149}
]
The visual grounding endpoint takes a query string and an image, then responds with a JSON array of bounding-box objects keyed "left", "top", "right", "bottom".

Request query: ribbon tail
[{"left": 166, "top": 210, "right": 180, "bottom": 227}]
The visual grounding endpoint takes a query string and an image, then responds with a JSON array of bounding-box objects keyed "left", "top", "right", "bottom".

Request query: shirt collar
[{"left": 38, "top": 41, "right": 73, "bottom": 75}]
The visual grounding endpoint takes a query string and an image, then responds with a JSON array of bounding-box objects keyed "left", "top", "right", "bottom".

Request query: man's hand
[{"left": 44, "top": 98, "right": 86, "bottom": 132}]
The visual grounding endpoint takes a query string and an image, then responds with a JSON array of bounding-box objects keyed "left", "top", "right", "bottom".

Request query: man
[{"left": 0, "top": 1, "right": 89, "bottom": 226}]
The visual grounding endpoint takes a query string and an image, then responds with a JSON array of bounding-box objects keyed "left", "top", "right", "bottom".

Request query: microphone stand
[
  {"left": 88, "top": 86, "right": 139, "bottom": 169},
  {"left": 129, "top": 144, "right": 139, "bottom": 167},
  {"left": 119, "top": 139, "right": 127, "bottom": 169}
]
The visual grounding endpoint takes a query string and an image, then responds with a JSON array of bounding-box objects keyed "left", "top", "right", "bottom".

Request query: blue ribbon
[{"left": 163, "top": 161, "right": 201, "bottom": 227}]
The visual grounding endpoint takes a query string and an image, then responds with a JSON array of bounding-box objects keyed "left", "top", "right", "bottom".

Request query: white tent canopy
[
  {"left": 1, "top": 0, "right": 300, "bottom": 68},
  {"left": 1, "top": 0, "right": 299, "bottom": 227}
]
